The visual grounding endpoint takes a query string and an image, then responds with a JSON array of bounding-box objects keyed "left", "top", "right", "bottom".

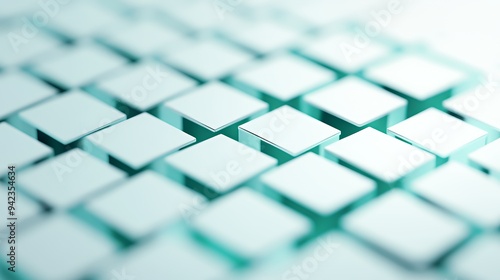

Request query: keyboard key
[
  {"left": 94, "top": 61, "right": 197, "bottom": 111},
  {"left": 86, "top": 171, "right": 205, "bottom": 239},
  {"left": 19, "top": 91, "right": 125, "bottom": 145},
  {"left": 221, "top": 18, "right": 302, "bottom": 54},
  {"left": 164, "top": 135, "right": 276, "bottom": 194},
  {"left": 261, "top": 153, "right": 375, "bottom": 217},
  {"left": 99, "top": 20, "right": 184, "bottom": 58},
  {"left": 444, "top": 87, "right": 500, "bottom": 142},
  {"left": 0, "top": 27, "right": 60, "bottom": 67},
  {"left": 446, "top": 234, "right": 500, "bottom": 280},
  {"left": 31, "top": 43, "right": 127, "bottom": 89},
  {"left": 18, "top": 148, "right": 125, "bottom": 209},
  {"left": 388, "top": 108, "right": 487, "bottom": 163},
  {"left": 0, "top": 182, "right": 42, "bottom": 223},
  {"left": 85, "top": 113, "right": 195, "bottom": 170},
  {"left": 162, "top": 81, "right": 268, "bottom": 140},
  {"left": 164, "top": 38, "right": 253, "bottom": 81},
  {"left": 0, "top": 122, "right": 52, "bottom": 177},
  {"left": 231, "top": 53, "right": 335, "bottom": 104},
  {"left": 239, "top": 106, "right": 340, "bottom": 161},
  {"left": 299, "top": 31, "right": 391, "bottom": 73},
  {"left": 16, "top": 214, "right": 116, "bottom": 280},
  {"left": 304, "top": 76, "right": 407, "bottom": 136},
  {"left": 325, "top": 128, "right": 435, "bottom": 186},
  {"left": 364, "top": 53, "right": 467, "bottom": 115},
  {"left": 0, "top": 71, "right": 56, "bottom": 120},
  {"left": 343, "top": 190, "right": 469, "bottom": 268},
  {"left": 48, "top": 1, "right": 125, "bottom": 38},
  {"left": 96, "top": 233, "right": 231, "bottom": 280},
  {"left": 193, "top": 188, "right": 311, "bottom": 259},
  {"left": 469, "top": 138, "right": 500, "bottom": 179},
  {"left": 412, "top": 162, "right": 500, "bottom": 228}
]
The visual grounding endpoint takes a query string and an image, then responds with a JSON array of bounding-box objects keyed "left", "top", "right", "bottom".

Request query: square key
[
  {"left": 0, "top": 71, "right": 57, "bottom": 120},
  {"left": 31, "top": 43, "right": 127, "bottom": 89},
  {"left": 18, "top": 148, "right": 126, "bottom": 209},
  {"left": 388, "top": 108, "right": 487, "bottom": 163},
  {"left": 231, "top": 53, "right": 335, "bottom": 103},
  {"left": 85, "top": 113, "right": 195, "bottom": 170},
  {"left": 343, "top": 190, "right": 469, "bottom": 268},
  {"left": 239, "top": 105, "right": 340, "bottom": 160},
  {"left": 164, "top": 134, "right": 276, "bottom": 194},
  {"left": 164, "top": 38, "right": 253, "bottom": 81},
  {"left": 304, "top": 76, "right": 407, "bottom": 136},
  {"left": 19, "top": 90, "right": 126, "bottom": 145},
  {"left": 261, "top": 153, "right": 375, "bottom": 216},
  {"left": 162, "top": 81, "right": 268, "bottom": 140},
  {"left": 193, "top": 188, "right": 311, "bottom": 259},
  {"left": 364, "top": 53, "right": 467, "bottom": 115},
  {"left": 96, "top": 234, "right": 230, "bottom": 280},
  {"left": 94, "top": 61, "right": 197, "bottom": 111},
  {"left": 15, "top": 214, "right": 116, "bottom": 280},
  {"left": 444, "top": 87, "right": 500, "bottom": 142},
  {"left": 0, "top": 122, "right": 52, "bottom": 177},
  {"left": 469, "top": 138, "right": 500, "bottom": 179},
  {"left": 446, "top": 234, "right": 500, "bottom": 280},
  {"left": 86, "top": 171, "right": 205, "bottom": 239},
  {"left": 325, "top": 128, "right": 435, "bottom": 185},
  {"left": 299, "top": 31, "right": 391, "bottom": 73},
  {"left": 99, "top": 20, "right": 184, "bottom": 58},
  {"left": 412, "top": 162, "right": 500, "bottom": 228}
]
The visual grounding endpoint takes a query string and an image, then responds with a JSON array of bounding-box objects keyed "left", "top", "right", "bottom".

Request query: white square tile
[
  {"left": 165, "top": 38, "right": 253, "bottom": 80},
  {"left": 193, "top": 188, "right": 311, "bottom": 258},
  {"left": 96, "top": 61, "right": 197, "bottom": 111},
  {"left": 300, "top": 32, "right": 391, "bottom": 73},
  {"left": 85, "top": 113, "right": 195, "bottom": 170},
  {"left": 165, "top": 134, "right": 276, "bottom": 193},
  {"left": 261, "top": 153, "right": 375, "bottom": 216},
  {"left": 163, "top": 81, "right": 267, "bottom": 132},
  {"left": 86, "top": 171, "right": 205, "bottom": 239},
  {"left": 388, "top": 108, "right": 487, "bottom": 159},
  {"left": 0, "top": 122, "right": 52, "bottom": 177},
  {"left": 222, "top": 19, "right": 301, "bottom": 54},
  {"left": 32, "top": 43, "right": 127, "bottom": 88},
  {"left": 0, "top": 27, "right": 60, "bottom": 67},
  {"left": 325, "top": 128, "right": 435, "bottom": 183},
  {"left": 364, "top": 53, "right": 466, "bottom": 100},
  {"left": 48, "top": 1, "right": 125, "bottom": 38},
  {"left": 96, "top": 234, "right": 230, "bottom": 280},
  {"left": 233, "top": 53, "right": 335, "bottom": 101},
  {"left": 100, "top": 20, "right": 184, "bottom": 57},
  {"left": 16, "top": 214, "right": 116, "bottom": 280},
  {"left": 469, "top": 138, "right": 500, "bottom": 177},
  {"left": 446, "top": 234, "right": 500, "bottom": 280},
  {"left": 343, "top": 190, "right": 469, "bottom": 268},
  {"left": 0, "top": 71, "right": 56, "bottom": 119},
  {"left": 18, "top": 148, "right": 126, "bottom": 209},
  {"left": 20, "top": 90, "right": 126, "bottom": 144},
  {"left": 412, "top": 162, "right": 500, "bottom": 228},
  {"left": 304, "top": 76, "right": 407, "bottom": 126},
  {"left": 444, "top": 87, "right": 500, "bottom": 133}
]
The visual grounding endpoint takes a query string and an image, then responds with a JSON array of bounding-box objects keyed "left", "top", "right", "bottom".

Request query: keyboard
[{"left": 1, "top": 0, "right": 500, "bottom": 279}]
